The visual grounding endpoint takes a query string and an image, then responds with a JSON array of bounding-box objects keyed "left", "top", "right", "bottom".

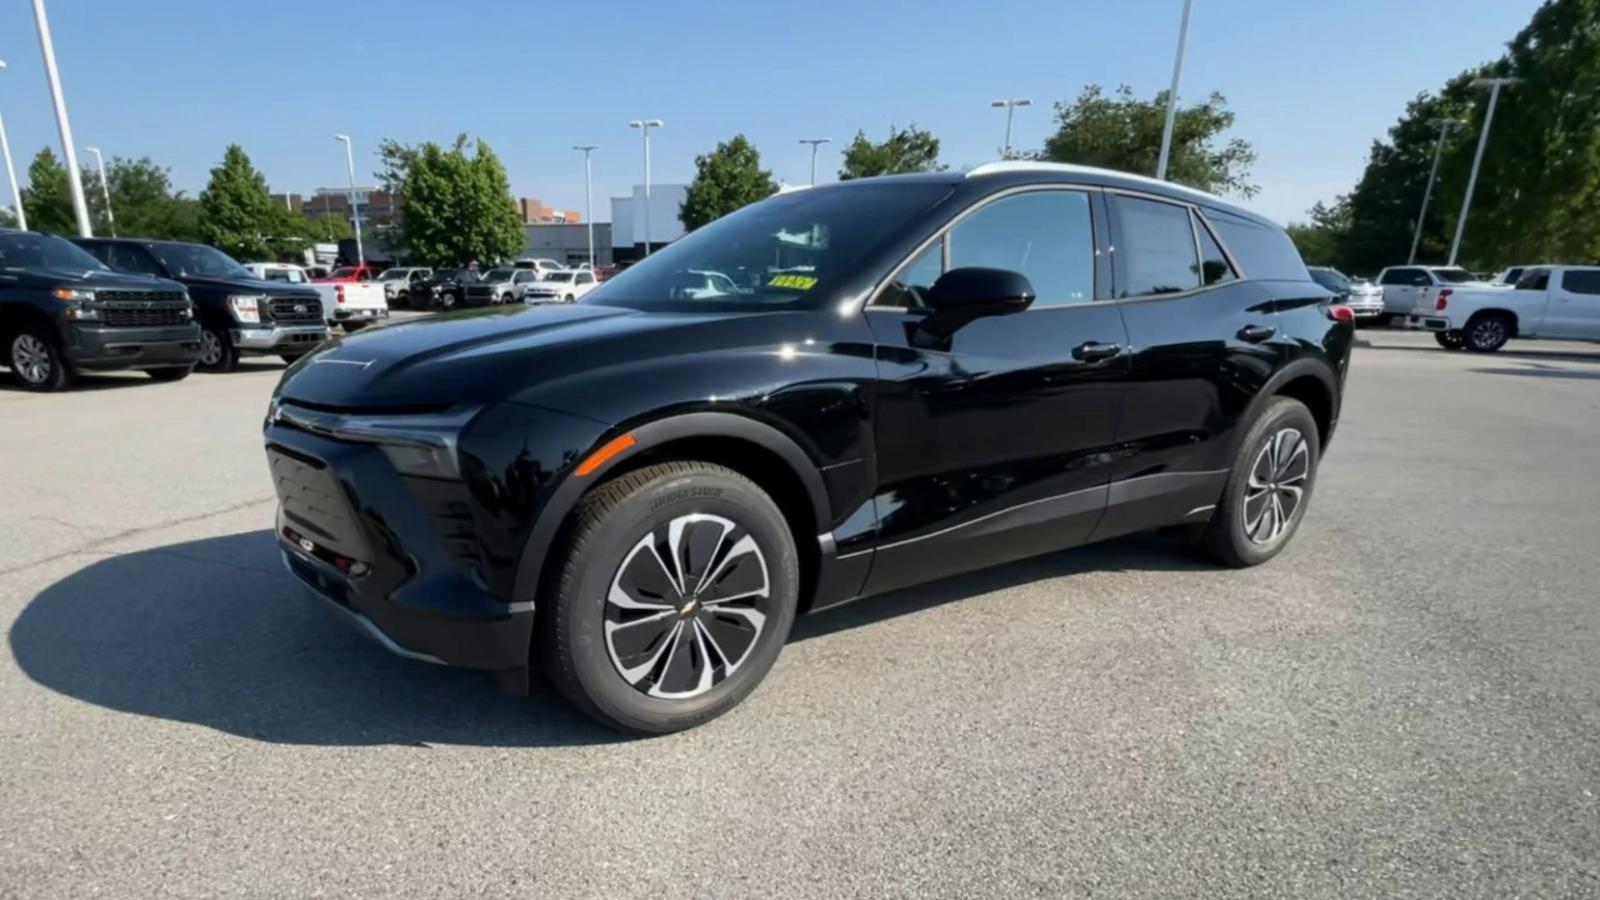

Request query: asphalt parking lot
[{"left": 3, "top": 328, "right": 1599, "bottom": 899}]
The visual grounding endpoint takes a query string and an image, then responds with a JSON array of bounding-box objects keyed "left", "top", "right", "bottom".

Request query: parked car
[
  {"left": 264, "top": 161, "right": 1352, "bottom": 734},
  {"left": 522, "top": 268, "right": 600, "bottom": 303},
  {"left": 1406, "top": 265, "right": 1600, "bottom": 351},
  {"left": 314, "top": 264, "right": 383, "bottom": 284},
  {"left": 413, "top": 269, "right": 480, "bottom": 310},
  {"left": 75, "top": 237, "right": 328, "bottom": 371},
  {"left": 463, "top": 267, "right": 539, "bottom": 305},
  {"left": 1374, "top": 265, "right": 1487, "bottom": 323},
  {"left": 308, "top": 279, "right": 388, "bottom": 331},
  {"left": 513, "top": 257, "right": 565, "bottom": 277},
  {"left": 376, "top": 267, "right": 433, "bottom": 308},
  {"left": 1, "top": 230, "right": 200, "bottom": 391},
  {"left": 242, "top": 262, "right": 313, "bottom": 285},
  {"left": 1307, "top": 267, "right": 1383, "bottom": 322}
]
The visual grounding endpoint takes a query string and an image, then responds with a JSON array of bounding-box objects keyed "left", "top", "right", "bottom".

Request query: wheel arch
[
  {"left": 0, "top": 302, "right": 65, "bottom": 346},
  {"left": 1241, "top": 358, "right": 1339, "bottom": 454},
  {"left": 511, "top": 411, "right": 833, "bottom": 617}
]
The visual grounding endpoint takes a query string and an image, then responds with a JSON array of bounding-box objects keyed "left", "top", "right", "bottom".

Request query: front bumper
[
  {"left": 234, "top": 323, "right": 330, "bottom": 353},
  {"left": 265, "top": 422, "right": 534, "bottom": 672},
  {"left": 64, "top": 322, "right": 202, "bottom": 369}
]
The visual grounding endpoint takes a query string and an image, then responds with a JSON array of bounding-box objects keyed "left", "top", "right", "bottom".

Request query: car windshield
[
  {"left": 582, "top": 182, "right": 953, "bottom": 311},
  {"left": 1308, "top": 268, "right": 1350, "bottom": 290},
  {"left": 544, "top": 271, "right": 575, "bottom": 282},
  {"left": 485, "top": 268, "right": 514, "bottom": 281},
  {"left": 0, "top": 232, "right": 109, "bottom": 272},
  {"left": 152, "top": 243, "right": 249, "bottom": 279},
  {"left": 1432, "top": 267, "right": 1476, "bottom": 283}
]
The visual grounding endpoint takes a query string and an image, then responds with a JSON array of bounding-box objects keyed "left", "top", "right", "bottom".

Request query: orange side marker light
[{"left": 575, "top": 433, "right": 637, "bottom": 477}]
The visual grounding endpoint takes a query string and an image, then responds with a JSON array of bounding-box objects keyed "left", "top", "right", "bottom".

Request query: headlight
[
  {"left": 336, "top": 407, "right": 482, "bottom": 479},
  {"left": 228, "top": 294, "right": 263, "bottom": 324},
  {"left": 52, "top": 287, "right": 95, "bottom": 302}
]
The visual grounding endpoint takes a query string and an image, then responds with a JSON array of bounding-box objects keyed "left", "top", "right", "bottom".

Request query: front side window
[
  {"left": 947, "top": 190, "right": 1095, "bottom": 307},
  {"left": 1560, "top": 270, "right": 1600, "bottom": 296},
  {"left": 109, "top": 244, "right": 166, "bottom": 277},
  {"left": 1516, "top": 269, "right": 1550, "bottom": 291},
  {"left": 1113, "top": 195, "right": 1199, "bottom": 297},
  {"left": 876, "top": 241, "right": 943, "bottom": 308},
  {"left": 0, "top": 233, "right": 109, "bottom": 271},
  {"left": 582, "top": 181, "right": 953, "bottom": 312}
]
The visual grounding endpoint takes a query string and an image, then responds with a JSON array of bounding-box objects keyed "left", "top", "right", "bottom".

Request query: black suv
[
  {"left": 265, "top": 163, "right": 1353, "bottom": 734},
  {"left": 1, "top": 230, "right": 199, "bottom": 391},
  {"left": 75, "top": 238, "right": 327, "bottom": 372}
]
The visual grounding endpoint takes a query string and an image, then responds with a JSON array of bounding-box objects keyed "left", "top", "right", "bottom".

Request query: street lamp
[
  {"left": 573, "top": 144, "right": 598, "bottom": 269},
  {"left": 0, "top": 60, "right": 25, "bottom": 231},
  {"left": 1448, "top": 77, "right": 1520, "bottom": 266},
  {"left": 988, "top": 100, "right": 1031, "bottom": 158},
  {"left": 1407, "top": 118, "right": 1462, "bottom": 265},
  {"left": 31, "top": 0, "right": 92, "bottom": 236},
  {"left": 334, "top": 133, "right": 363, "bottom": 267},
  {"left": 628, "top": 119, "right": 662, "bottom": 257},
  {"left": 1155, "top": 0, "right": 1195, "bottom": 181},
  {"left": 84, "top": 145, "right": 114, "bottom": 236},
  {"left": 798, "top": 138, "right": 831, "bottom": 186}
]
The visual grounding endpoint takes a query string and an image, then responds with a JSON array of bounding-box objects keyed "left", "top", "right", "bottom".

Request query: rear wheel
[
  {"left": 196, "top": 324, "right": 238, "bottom": 373},
  {"left": 8, "top": 326, "right": 73, "bottom": 392},
  {"left": 539, "top": 461, "right": 799, "bottom": 735},
  {"left": 501, "top": 292, "right": 514, "bottom": 304},
  {"left": 1200, "top": 397, "right": 1320, "bottom": 568},
  {"left": 1465, "top": 314, "right": 1511, "bottom": 353},
  {"left": 1435, "top": 330, "right": 1466, "bottom": 351},
  {"left": 145, "top": 365, "right": 194, "bottom": 382}
]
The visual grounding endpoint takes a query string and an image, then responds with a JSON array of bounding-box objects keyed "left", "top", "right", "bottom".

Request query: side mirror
[{"left": 913, "top": 267, "right": 1035, "bottom": 346}]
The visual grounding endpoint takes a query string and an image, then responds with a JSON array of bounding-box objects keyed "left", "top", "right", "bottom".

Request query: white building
[{"left": 611, "top": 184, "right": 688, "bottom": 261}]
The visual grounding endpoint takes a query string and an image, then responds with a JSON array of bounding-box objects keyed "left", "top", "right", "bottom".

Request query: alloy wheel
[
  {"left": 1243, "top": 427, "right": 1309, "bottom": 546},
  {"left": 11, "top": 334, "right": 52, "bottom": 385},
  {"left": 199, "top": 329, "right": 223, "bottom": 367},
  {"left": 1470, "top": 318, "right": 1507, "bottom": 351},
  {"left": 604, "top": 513, "right": 771, "bottom": 699}
]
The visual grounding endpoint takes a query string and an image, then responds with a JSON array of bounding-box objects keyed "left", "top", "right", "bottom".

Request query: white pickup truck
[
  {"left": 1374, "top": 265, "right": 1489, "bottom": 323},
  {"left": 1405, "top": 265, "right": 1600, "bottom": 352}
]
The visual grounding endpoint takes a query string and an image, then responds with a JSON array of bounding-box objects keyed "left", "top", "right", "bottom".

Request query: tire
[
  {"left": 145, "top": 365, "right": 194, "bottom": 382},
  {"left": 7, "top": 325, "right": 74, "bottom": 392},
  {"left": 442, "top": 292, "right": 458, "bottom": 310},
  {"left": 1200, "top": 397, "right": 1320, "bottom": 568},
  {"left": 564, "top": 294, "right": 574, "bottom": 303},
  {"left": 196, "top": 324, "right": 238, "bottom": 373},
  {"left": 539, "top": 461, "right": 800, "bottom": 735},
  {"left": 501, "top": 293, "right": 514, "bottom": 305},
  {"left": 1464, "top": 313, "right": 1511, "bottom": 353},
  {"left": 1434, "top": 330, "right": 1467, "bottom": 351}
]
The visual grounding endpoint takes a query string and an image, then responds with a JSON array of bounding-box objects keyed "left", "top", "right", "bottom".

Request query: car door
[
  {"left": 862, "top": 187, "right": 1129, "bottom": 595},
  {"left": 1093, "top": 194, "right": 1288, "bottom": 541},
  {"left": 1544, "top": 269, "right": 1600, "bottom": 340},
  {"left": 1379, "top": 267, "right": 1427, "bottom": 314},
  {"left": 514, "top": 269, "right": 539, "bottom": 299}
]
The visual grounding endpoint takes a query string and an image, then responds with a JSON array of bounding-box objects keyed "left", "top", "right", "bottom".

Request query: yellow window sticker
[{"left": 767, "top": 274, "right": 818, "bottom": 290}]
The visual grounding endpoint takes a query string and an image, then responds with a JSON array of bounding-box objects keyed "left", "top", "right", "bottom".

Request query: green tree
[
  {"left": 1286, "top": 202, "right": 1349, "bottom": 266},
  {"left": 680, "top": 135, "right": 777, "bottom": 231},
  {"left": 394, "top": 135, "right": 525, "bottom": 267},
  {"left": 374, "top": 138, "right": 420, "bottom": 194},
  {"left": 22, "top": 148, "right": 76, "bottom": 235},
  {"left": 838, "top": 125, "right": 943, "bottom": 180},
  {"left": 198, "top": 144, "right": 279, "bottom": 259},
  {"left": 1037, "top": 84, "right": 1258, "bottom": 197},
  {"left": 83, "top": 156, "right": 204, "bottom": 241}
]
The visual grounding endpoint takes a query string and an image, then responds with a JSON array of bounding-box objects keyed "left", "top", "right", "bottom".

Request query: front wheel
[
  {"left": 501, "top": 292, "right": 514, "bottom": 305},
  {"left": 8, "top": 326, "right": 74, "bottom": 392},
  {"left": 1465, "top": 314, "right": 1511, "bottom": 353},
  {"left": 539, "top": 461, "right": 799, "bottom": 735},
  {"left": 1435, "top": 330, "right": 1467, "bottom": 351},
  {"left": 1200, "top": 397, "right": 1320, "bottom": 568},
  {"left": 196, "top": 324, "right": 238, "bottom": 373}
]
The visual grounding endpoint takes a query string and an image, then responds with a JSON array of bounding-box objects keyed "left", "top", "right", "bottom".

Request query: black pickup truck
[
  {"left": 1, "top": 230, "right": 200, "bottom": 391},
  {"left": 75, "top": 237, "right": 329, "bottom": 372}
]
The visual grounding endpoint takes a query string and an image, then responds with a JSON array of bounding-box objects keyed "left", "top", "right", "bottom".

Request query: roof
[{"left": 963, "top": 160, "right": 1273, "bottom": 226}]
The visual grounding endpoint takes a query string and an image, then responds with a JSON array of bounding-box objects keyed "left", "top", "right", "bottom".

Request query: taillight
[
  {"left": 1326, "top": 304, "right": 1355, "bottom": 323},
  {"left": 1435, "top": 288, "right": 1451, "bottom": 311},
  {"left": 335, "top": 284, "right": 346, "bottom": 304}
]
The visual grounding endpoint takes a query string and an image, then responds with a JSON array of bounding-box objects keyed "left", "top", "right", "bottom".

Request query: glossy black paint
[{"left": 263, "top": 165, "right": 1351, "bottom": 675}]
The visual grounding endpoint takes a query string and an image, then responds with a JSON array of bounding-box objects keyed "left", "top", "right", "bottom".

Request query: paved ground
[{"left": 3, "top": 329, "right": 1599, "bottom": 899}]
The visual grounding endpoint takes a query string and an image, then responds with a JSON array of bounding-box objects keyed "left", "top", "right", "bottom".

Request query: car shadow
[
  {"left": 1364, "top": 344, "right": 1600, "bottom": 364},
  {"left": 0, "top": 370, "right": 156, "bottom": 393},
  {"left": 12, "top": 529, "right": 1204, "bottom": 746},
  {"left": 1470, "top": 366, "right": 1600, "bottom": 381}
]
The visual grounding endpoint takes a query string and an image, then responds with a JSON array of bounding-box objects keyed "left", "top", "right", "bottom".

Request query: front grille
[
  {"left": 95, "top": 289, "right": 187, "bottom": 304},
  {"left": 102, "top": 306, "right": 189, "bottom": 327},
  {"left": 266, "top": 296, "right": 323, "bottom": 324},
  {"left": 266, "top": 444, "right": 371, "bottom": 563}
]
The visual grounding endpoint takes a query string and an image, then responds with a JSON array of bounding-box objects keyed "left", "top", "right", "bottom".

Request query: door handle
[
  {"left": 1237, "top": 324, "right": 1276, "bottom": 343},
  {"left": 1072, "top": 341, "right": 1124, "bottom": 362}
]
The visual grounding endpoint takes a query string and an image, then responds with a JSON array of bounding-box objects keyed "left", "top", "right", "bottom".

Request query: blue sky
[{"left": 0, "top": 0, "right": 1541, "bottom": 225}]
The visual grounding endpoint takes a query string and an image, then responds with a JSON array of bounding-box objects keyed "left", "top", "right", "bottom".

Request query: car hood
[
  {"left": 181, "top": 274, "right": 319, "bottom": 299},
  {"left": 26, "top": 267, "right": 183, "bottom": 292},
  {"left": 277, "top": 302, "right": 736, "bottom": 410}
]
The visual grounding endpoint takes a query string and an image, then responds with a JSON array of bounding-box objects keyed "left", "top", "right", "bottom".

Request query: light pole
[
  {"left": 1407, "top": 118, "right": 1460, "bottom": 265},
  {"left": 988, "top": 100, "right": 1031, "bottom": 158},
  {"left": 799, "top": 138, "right": 831, "bottom": 185},
  {"left": 84, "top": 145, "right": 114, "bottom": 236},
  {"left": 574, "top": 144, "right": 598, "bottom": 269},
  {"left": 628, "top": 119, "right": 662, "bottom": 257},
  {"left": 334, "top": 134, "right": 363, "bottom": 266},
  {"left": 31, "top": 0, "right": 92, "bottom": 236},
  {"left": 1448, "top": 77, "right": 1519, "bottom": 266},
  {"left": 1155, "top": 0, "right": 1195, "bottom": 181},
  {"left": 0, "top": 60, "right": 25, "bottom": 231}
]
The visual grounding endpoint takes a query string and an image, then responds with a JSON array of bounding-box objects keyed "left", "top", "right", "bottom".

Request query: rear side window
[
  {"left": 1380, "top": 267, "right": 1425, "bottom": 286},
  {"left": 1561, "top": 270, "right": 1600, "bottom": 295},
  {"left": 1112, "top": 195, "right": 1199, "bottom": 297},
  {"left": 1193, "top": 212, "right": 1236, "bottom": 286},
  {"left": 1206, "top": 209, "right": 1308, "bottom": 281}
]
